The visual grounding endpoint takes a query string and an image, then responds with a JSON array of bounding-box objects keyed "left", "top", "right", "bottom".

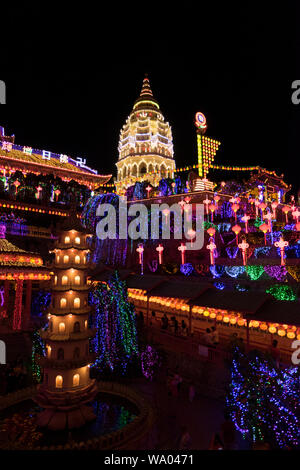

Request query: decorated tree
[
  {"left": 90, "top": 271, "right": 138, "bottom": 374},
  {"left": 226, "top": 348, "right": 300, "bottom": 449}
]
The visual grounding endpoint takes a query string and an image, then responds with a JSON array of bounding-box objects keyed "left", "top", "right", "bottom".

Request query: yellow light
[
  {"left": 287, "top": 331, "right": 295, "bottom": 339},
  {"left": 277, "top": 329, "right": 286, "bottom": 337},
  {"left": 269, "top": 326, "right": 277, "bottom": 334}
]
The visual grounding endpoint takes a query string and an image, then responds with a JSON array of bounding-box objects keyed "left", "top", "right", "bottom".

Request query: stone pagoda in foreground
[{"left": 35, "top": 208, "right": 97, "bottom": 430}]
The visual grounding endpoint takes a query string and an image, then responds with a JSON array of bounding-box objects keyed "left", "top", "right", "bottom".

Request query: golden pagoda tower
[
  {"left": 35, "top": 210, "right": 97, "bottom": 431},
  {"left": 116, "top": 75, "right": 176, "bottom": 191}
]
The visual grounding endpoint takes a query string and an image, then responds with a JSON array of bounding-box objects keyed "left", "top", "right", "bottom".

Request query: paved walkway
[{"left": 128, "top": 377, "right": 250, "bottom": 450}]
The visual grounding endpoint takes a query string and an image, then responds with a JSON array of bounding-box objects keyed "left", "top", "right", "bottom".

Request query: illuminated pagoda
[
  {"left": 35, "top": 209, "right": 97, "bottom": 430},
  {"left": 0, "top": 223, "right": 50, "bottom": 332},
  {"left": 116, "top": 75, "right": 176, "bottom": 191}
]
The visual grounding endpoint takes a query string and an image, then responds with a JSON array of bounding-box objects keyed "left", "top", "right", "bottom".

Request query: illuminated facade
[
  {"left": 36, "top": 214, "right": 97, "bottom": 430},
  {"left": 116, "top": 76, "right": 176, "bottom": 191}
]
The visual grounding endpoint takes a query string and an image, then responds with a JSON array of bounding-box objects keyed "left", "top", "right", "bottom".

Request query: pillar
[
  {"left": 246, "top": 318, "right": 250, "bottom": 352},
  {"left": 12, "top": 279, "right": 24, "bottom": 331},
  {"left": 188, "top": 304, "right": 192, "bottom": 336},
  {"left": 23, "top": 280, "right": 32, "bottom": 330},
  {"left": 0, "top": 280, "right": 9, "bottom": 319}
]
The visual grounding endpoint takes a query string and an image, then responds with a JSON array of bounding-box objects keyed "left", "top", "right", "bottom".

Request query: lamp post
[
  {"left": 207, "top": 227, "right": 216, "bottom": 239},
  {"left": 292, "top": 208, "right": 300, "bottom": 223},
  {"left": 231, "top": 203, "right": 240, "bottom": 222},
  {"left": 259, "top": 223, "right": 269, "bottom": 246},
  {"left": 254, "top": 199, "right": 260, "bottom": 218},
  {"left": 282, "top": 205, "right": 290, "bottom": 224},
  {"left": 36, "top": 185, "right": 43, "bottom": 200},
  {"left": 206, "top": 239, "right": 216, "bottom": 265},
  {"left": 156, "top": 244, "right": 164, "bottom": 265},
  {"left": 238, "top": 238, "right": 249, "bottom": 266},
  {"left": 13, "top": 180, "right": 21, "bottom": 194},
  {"left": 241, "top": 214, "right": 250, "bottom": 234},
  {"left": 232, "top": 224, "right": 241, "bottom": 245},
  {"left": 209, "top": 203, "right": 216, "bottom": 222},
  {"left": 213, "top": 194, "right": 220, "bottom": 210},
  {"left": 259, "top": 202, "right": 267, "bottom": 219},
  {"left": 203, "top": 197, "right": 211, "bottom": 217},
  {"left": 178, "top": 243, "right": 187, "bottom": 265},
  {"left": 146, "top": 185, "right": 152, "bottom": 198},
  {"left": 136, "top": 244, "right": 144, "bottom": 275},
  {"left": 274, "top": 236, "right": 289, "bottom": 266},
  {"left": 187, "top": 228, "right": 196, "bottom": 247},
  {"left": 271, "top": 201, "right": 278, "bottom": 219}
]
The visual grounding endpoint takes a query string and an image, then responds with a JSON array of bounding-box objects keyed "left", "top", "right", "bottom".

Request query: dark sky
[{"left": 1, "top": 4, "right": 299, "bottom": 193}]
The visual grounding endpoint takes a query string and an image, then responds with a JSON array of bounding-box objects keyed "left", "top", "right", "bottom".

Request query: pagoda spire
[
  {"left": 139, "top": 74, "right": 154, "bottom": 98},
  {"left": 133, "top": 75, "right": 160, "bottom": 111}
]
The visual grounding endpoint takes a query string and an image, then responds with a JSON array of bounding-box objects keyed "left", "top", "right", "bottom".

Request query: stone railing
[{"left": 0, "top": 381, "right": 155, "bottom": 451}]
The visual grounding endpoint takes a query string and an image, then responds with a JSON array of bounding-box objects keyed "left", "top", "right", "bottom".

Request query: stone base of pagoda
[{"left": 34, "top": 379, "right": 98, "bottom": 431}]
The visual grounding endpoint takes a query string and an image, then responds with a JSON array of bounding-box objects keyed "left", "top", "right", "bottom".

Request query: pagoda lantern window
[
  {"left": 73, "top": 347, "right": 80, "bottom": 359},
  {"left": 57, "top": 348, "right": 64, "bottom": 360},
  {"left": 74, "top": 275, "right": 81, "bottom": 286},
  {"left": 60, "top": 298, "right": 67, "bottom": 308},
  {"left": 74, "top": 321, "right": 80, "bottom": 332},
  {"left": 59, "top": 322, "right": 66, "bottom": 333},
  {"left": 47, "top": 345, "right": 51, "bottom": 357},
  {"left": 83, "top": 256, "right": 86, "bottom": 264},
  {"left": 75, "top": 255, "right": 80, "bottom": 264},
  {"left": 62, "top": 275, "right": 68, "bottom": 285},
  {"left": 84, "top": 320, "right": 88, "bottom": 329},
  {"left": 56, "top": 255, "right": 60, "bottom": 263},
  {"left": 63, "top": 255, "right": 69, "bottom": 264},
  {"left": 65, "top": 236, "right": 70, "bottom": 244},
  {"left": 73, "top": 374, "right": 80, "bottom": 387},
  {"left": 75, "top": 237, "right": 80, "bottom": 244},
  {"left": 55, "top": 375, "right": 63, "bottom": 388},
  {"left": 74, "top": 298, "right": 81, "bottom": 309},
  {"left": 54, "top": 276, "right": 58, "bottom": 285}
]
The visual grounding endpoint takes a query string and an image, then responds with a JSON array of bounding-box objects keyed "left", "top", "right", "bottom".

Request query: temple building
[
  {"left": 35, "top": 211, "right": 97, "bottom": 430},
  {"left": 116, "top": 76, "right": 176, "bottom": 191},
  {"left": 0, "top": 223, "right": 50, "bottom": 332}
]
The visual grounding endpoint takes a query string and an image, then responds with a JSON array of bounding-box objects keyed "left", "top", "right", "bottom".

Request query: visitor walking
[
  {"left": 188, "top": 382, "right": 196, "bottom": 403},
  {"left": 177, "top": 426, "right": 192, "bottom": 450},
  {"left": 201, "top": 328, "right": 214, "bottom": 346},
  {"left": 211, "top": 326, "right": 219, "bottom": 346}
]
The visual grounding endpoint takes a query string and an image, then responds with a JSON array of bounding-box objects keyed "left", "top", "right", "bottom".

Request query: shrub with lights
[{"left": 226, "top": 348, "right": 300, "bottom": 449}]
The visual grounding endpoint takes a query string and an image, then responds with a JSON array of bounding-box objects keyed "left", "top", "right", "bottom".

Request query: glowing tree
[
  {"left": 226, "top": 348, "right": 300, "bottom": 449},
  {"left": 90, "top": 271, "right": 138, "bottom": 374}
]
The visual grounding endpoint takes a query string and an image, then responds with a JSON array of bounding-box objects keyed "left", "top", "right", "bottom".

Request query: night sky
[{"left": 1, "top": 4, "right": 299, "bottom": 194}]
